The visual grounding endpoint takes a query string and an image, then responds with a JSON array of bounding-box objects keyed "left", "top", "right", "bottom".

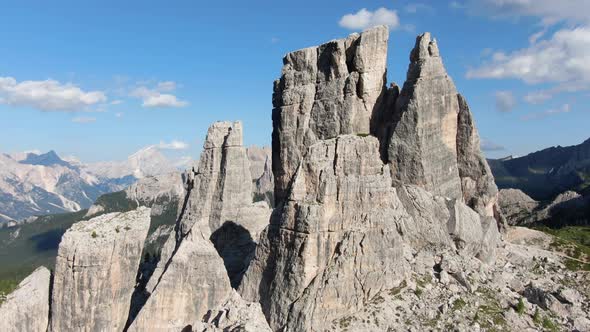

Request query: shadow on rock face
[{"left": 210, "top": 221, "right": 256, "bottom": 288}]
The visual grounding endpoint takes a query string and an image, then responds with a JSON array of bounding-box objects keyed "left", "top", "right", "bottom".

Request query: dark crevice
[{"left": 47, "top": 269, "right": 54, "bottom": 330}]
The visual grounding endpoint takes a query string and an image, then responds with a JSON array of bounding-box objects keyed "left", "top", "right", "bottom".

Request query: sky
[{"left": 0, "top": 0, "right": 589, "bottom": 163}]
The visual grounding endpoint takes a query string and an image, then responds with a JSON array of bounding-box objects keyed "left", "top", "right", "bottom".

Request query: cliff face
[
  {"left": 271, "top": 26, "right": 389, "bottom": 204},
  {"left": 0, "top": 267, "right": 50, "bottom": 332},
  {"left": 236, "top": 26, "right": 503, "bottom": 331},
  {"left": 128, "top": 121, "right": 272, "bottom": 331},
  {"left": 49, "top": 208, "right": 151, "bottom": 332}
]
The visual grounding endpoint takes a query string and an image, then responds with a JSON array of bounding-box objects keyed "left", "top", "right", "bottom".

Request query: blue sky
[{"left": 0, "top": 0, "right": 588, "bottom": 163}]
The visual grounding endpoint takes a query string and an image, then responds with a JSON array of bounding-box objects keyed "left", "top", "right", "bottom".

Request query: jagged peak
[
  {"left": 410, "top": 32, "right": 440, "bottom": 62},
  {"left": 203, "top": 121, "right": 243, "bottom": 149}
]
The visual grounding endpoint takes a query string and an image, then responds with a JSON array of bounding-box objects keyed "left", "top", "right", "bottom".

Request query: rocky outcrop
[
  {"left": 195, "top": 290, "right": 272, "bottom": 332},
  {"left": 385, "top": 33, "right": 499, "bottom": 218},
  {"left": 239, "top": 26, "right": 502, "bottom": 331},
  {"left": 49, "top": 207, "right": 151, "bottom": 332},
  {"left": 253, "top": 155, "right": 274, "bottom": 206},
  {"left": 386, "top": 32, "right": 462, "bottom": 199},
  {"left": 128, "top": 121, "right": 272, "bottom": 331},
  {"left": 272, "top": 25, "right": 389, "bottom": 204},
  {"left": 499, "top": 188, "right": 590, "bottom": 226},
  {"left": 456, "top": 95, "right": 499, "bottom": 217},
  {"left": 0, "top": 266, "right": 50, "bottom": 332},
  {"left": 247, "top": 145, "right": 272, "bottom": 181},
  {"left": 124, "top": 171, "right": 184, "bottom": 216},
  {"left": 240, "top": 135, "right": 409, "bottom": 330}
]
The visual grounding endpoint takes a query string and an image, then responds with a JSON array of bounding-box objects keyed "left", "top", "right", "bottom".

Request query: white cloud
[
  {"left": 480, "top": 139, "right": 505, "bottom": 151},
  {"left": 115, "top": 112, "right": 123, "bottom": 118},
  {"left": 467, "top": 27, "right": 590, "bottom": 88},
  {"left": 464, "top": 0, "right": 590, "bottom": 24},
  {"left": 131, "top": 81, "right": 188, "bottom": 108},
  {"left": 71, "top": 116, "right": 96, "bottom": 123},
  {"left": 110, "top": 99, "right": 123, "bottom": 105},
  {"left": 0, "top": 77, "right": 106, "bottom": 112},
  {"left": 339, "top": 8, "right": 400, "bottom": 30},
  {"left": 521, "top": 103, "right": 571, "bottom": 120},
  {"left": 495, "top": 91, "right": 516, "bottom": 112},
  {"left": 157, "top": 140, "right": 189, "bottom": 150}
]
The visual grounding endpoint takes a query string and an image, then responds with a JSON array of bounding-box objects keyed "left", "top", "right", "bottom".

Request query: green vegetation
[
  {"left": 516, "top": 297, "right": 525, "bottom": 315},
  {"left": 0, "top": 209, "right": 88, "bottom": 284},
  {"left": 533, "top": 308, "right": 541, "bottom": 324},
  {"left": 534, "top": 226, "right": 590, "bottom": 271},
  {"left": 473, "top": 287, "right": 507, "bottom": 331},
  {"left": 0, "top": 279, "right": 19, "bottom": 304},
  {"left": 452, "top": 298, "right": 467, "bottom": 311},
  {"left": 93, "top": 190, "right": 138, "bottom": 214},
  {"left": 414, "top": 287, "right": 423, "bottom": 298},
  {"left": 542, "top": 316, "right": 558, "bottom": 332},
  {"left": 91, "top": 231, "right": 98, "bottom": 238}
]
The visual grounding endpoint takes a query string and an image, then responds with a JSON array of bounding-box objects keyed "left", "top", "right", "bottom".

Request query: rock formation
[
  {"left": 0, "top": 266, "right": 50, "bottom": 332},
  {"left": 499, "top": 188, "right": 590, "bottom": 226},
  {"left": 49, "top": 208, "right": 151, "bottom": 332},
  {"left": 239, "top": 26, "right": 502, "bottom": 331},
  {"left": 5, "top": 25, "right": 590, "bottom": 332},
  {"left": 253, "top": 155, "right": 274, "bottom": 206},
  {"left": 272, "top": 25, "right": 389, "bottom": 204},
  {"left": 128, "top": 121, "right": 272, "bottom": 331}
]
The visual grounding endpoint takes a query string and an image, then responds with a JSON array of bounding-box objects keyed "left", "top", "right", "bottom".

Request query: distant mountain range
[
  {"left": 0, "top": 147, "right": 181, "bottom": 222},
  {"left": 488, "top": 138, "right": 590, "bottom": 200}
]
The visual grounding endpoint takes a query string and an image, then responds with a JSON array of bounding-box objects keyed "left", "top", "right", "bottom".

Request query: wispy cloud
[
  {"left": 495, "top": 91, "right": 516, "bottom": 113},
  {"left": 339, "top": 8, "right": 400, "bottom": 30},
  {"left": 521, "top": 103, "right": 571, "bottom": 121},
  {"left": 72, "top": 116, "right": 97, "bottom": 123},
  {"left": 480, "top": 139, "right": 505, "bottom": 152},
  {"left": 0, "top": 77, "right": 106, "bottom": 112},
  {"left": 157, "top": 140, "right": 189, "bottom": 150},
  {"left": 131, "top": 81, "right": 188, "bottom": 108}
]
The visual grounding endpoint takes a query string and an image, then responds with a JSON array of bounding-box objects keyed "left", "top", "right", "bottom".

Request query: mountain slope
[
  {"left": 489, "top": 138, "right": 590, "bottom": 200},
  {"left": 0, "top": 147, "right": 177, "bottom": 222}
]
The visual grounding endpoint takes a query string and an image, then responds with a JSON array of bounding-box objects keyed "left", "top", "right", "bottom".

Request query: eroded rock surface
[
  {"left": 0, "top": 266, "right": 50, "bottom": 332},
  {"left": 49, "top": 208, "right": 151, "bottom": 332},
  {"left": 272, "top": 25, "right": 389, "bottom": 203},
  {"left": 239, "top": 26, "right": 503, "bottom": 331},
  {"left": 129, "top": 121, "right": 271, "bottom": 331}
]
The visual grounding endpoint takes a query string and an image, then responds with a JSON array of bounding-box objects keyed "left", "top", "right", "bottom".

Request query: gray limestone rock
[
  {"left": 240, "top": 135, "right": 411, "bottom": 331},
  {"left": 386, "top": 32, "right": 462, "bottom": 199},
  {"left": 0, "top": 266, "right": 50, "bottom": 332},
  {"left": 253, "top": 155, "right": 274, "bottom": 207},
  {"left": 272, "top": 25, "right": 390, "bottom": 204},
  {"left": 456, "top": 94, "right": 499, "bottom": 218},
  {"left": 49, "top": 207, "right": 151, "bottom": 332},
  {"left": 129, "top": 121, "right": 272, "bottom": 330}
]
